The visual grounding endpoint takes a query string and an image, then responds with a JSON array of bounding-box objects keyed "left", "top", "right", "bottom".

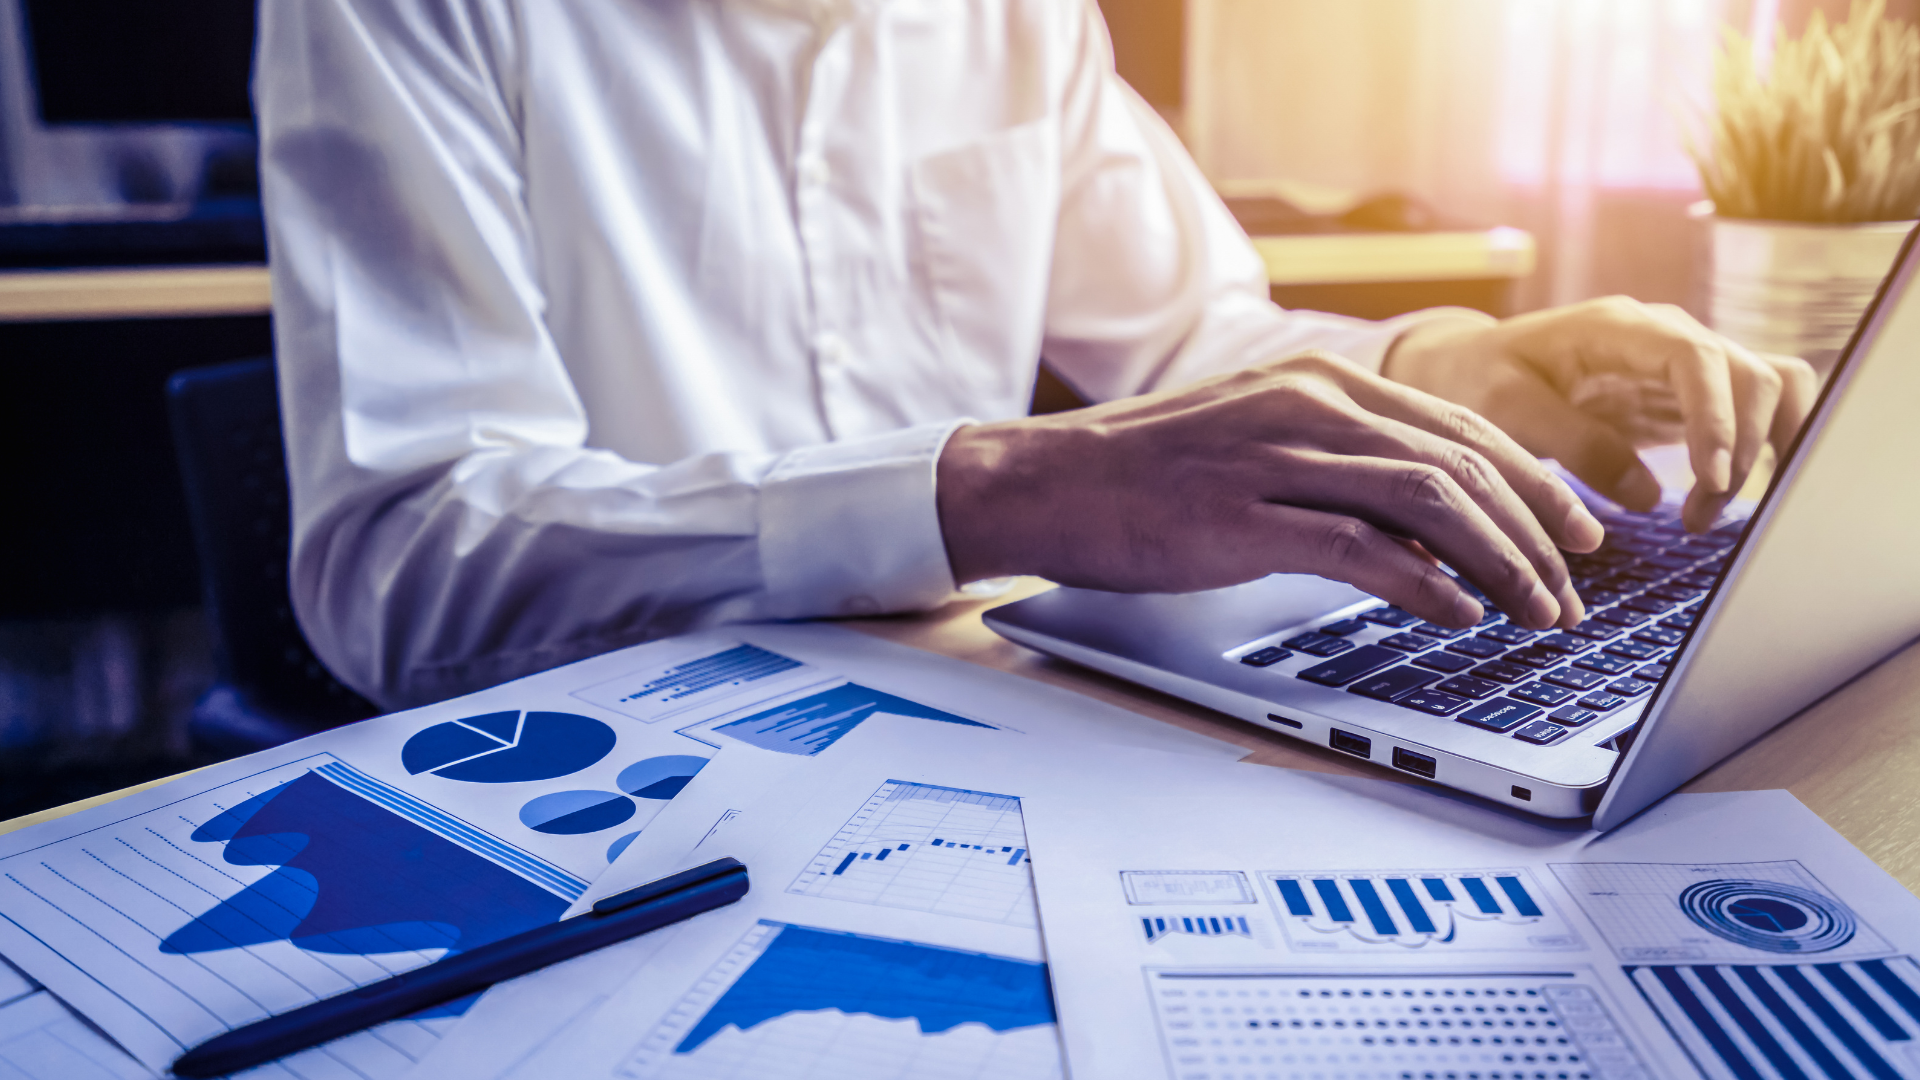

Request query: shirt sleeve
[
  {"left": 259, "top": 0, "right": 959, "bottom": 710},
  {"left": 1039, "top": 0, "right": 1490, "bottom": 401}
]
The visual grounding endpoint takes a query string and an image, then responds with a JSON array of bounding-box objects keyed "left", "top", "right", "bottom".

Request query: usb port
[
  {"left": 1328, "top": 729, "right": 1371, "bottom": 759},
  {"left": 1391, "top": 747, "right": 1436, "bottom": 778}
]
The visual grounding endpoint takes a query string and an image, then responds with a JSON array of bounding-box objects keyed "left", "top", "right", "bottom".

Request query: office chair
[{"left": 167, "top": 357, "right": 377, "bottom": 755}]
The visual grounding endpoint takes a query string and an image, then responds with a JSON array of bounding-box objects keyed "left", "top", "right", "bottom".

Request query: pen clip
[{"left": 591, "top": 857, "right": 745, "bottom": 915}]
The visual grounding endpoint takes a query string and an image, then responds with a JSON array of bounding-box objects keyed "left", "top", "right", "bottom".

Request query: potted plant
[{"left": 1688, "top": 0, "right": 1920, "bottom": 378}]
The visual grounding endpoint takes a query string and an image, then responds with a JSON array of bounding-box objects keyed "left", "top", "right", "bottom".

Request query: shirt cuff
[
  {"left": 1335, "top": 305, "right": 1501, "bottom": 375},
  {"left": 759, "top": 420, "right": 969, "bottom": 619}
]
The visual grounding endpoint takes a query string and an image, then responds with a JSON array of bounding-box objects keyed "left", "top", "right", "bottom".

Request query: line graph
[{"left": 788, "top": 781, "right": 1036, "bottom": 928}]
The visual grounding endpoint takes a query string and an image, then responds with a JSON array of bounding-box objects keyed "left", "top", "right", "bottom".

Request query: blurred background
[{"left": 1, "top": 0, "right": 1912, "bottom": 818}]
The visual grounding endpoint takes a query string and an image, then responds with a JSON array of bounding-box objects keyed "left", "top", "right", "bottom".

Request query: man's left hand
[{"left": 1382, "top": 297, "right": 1818, "bottom": 533}]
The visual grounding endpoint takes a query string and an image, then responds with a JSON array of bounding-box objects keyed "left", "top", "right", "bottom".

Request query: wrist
[
  {"left": 936, "top": 421, "right": 1024, "bottom": 585},
  {"left": 1380, "top": 311, "right": 1501, "bottom": 390}
]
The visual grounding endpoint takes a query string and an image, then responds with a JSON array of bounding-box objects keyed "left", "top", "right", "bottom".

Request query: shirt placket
[{"left": 795, "top": 6, "right": 859, "bottom": 440}]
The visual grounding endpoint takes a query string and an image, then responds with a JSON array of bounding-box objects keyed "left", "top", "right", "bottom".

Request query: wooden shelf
[
  {"left": 1253, "top": 227, "right": 1535, "bottom": 286},
  {"left": 0, "top": 264, "right": 271, "bottom": 322}
]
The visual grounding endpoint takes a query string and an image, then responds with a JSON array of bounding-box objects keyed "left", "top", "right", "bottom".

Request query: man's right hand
[{"left": 936, "top": 352, "right": 1605, "bottom": 631}]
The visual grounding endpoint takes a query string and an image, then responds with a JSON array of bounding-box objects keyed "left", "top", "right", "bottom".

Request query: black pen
[{"left": 171, "top": 857, "right": 750, "bottom": 1079}]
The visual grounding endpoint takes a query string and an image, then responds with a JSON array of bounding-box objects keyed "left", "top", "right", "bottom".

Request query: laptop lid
[{"left": 1593, "top": 223, "right": 1920, "bottom": 830}]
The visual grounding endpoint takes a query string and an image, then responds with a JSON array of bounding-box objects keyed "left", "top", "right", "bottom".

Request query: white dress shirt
[{"left": 258, "top": 0, "right": 1439, "bottom": 708}]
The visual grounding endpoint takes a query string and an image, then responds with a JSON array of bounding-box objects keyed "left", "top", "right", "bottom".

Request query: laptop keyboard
[{"left": 1238, "top": 505, "right": 1748, "bottom": 747}]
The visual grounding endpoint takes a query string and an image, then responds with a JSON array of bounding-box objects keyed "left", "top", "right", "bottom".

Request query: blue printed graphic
[
  {"left": 676, "top": 924, "right": 1054, "bottom": 1052},
  {"left": 712, "top": 684, "right": 992, "bottom": 756},
  {"left": 1677, "top": 879, "right": 1857, "bottom": 953},
  {"left": 617, "top": 755, "right": 710, "bottom": 800},
  {"left": 607, "top": 831, "right": 641, "bottom": 863},
  {"left": 403, "top": 711, "right": 616, "bottom": 783},
  {"left": 161, "top": 771, "right": 569, "bottom": 966},
  {"left": 518, "top": 790, "right": 636, "bottom": 835}
]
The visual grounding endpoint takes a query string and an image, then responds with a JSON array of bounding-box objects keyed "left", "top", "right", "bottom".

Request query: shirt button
[
  {"left": 797, "top": 154, "right": 831, "bottom": 187},
  {"left": 815, "top": 333, "right": 849, "bottom": 371}
]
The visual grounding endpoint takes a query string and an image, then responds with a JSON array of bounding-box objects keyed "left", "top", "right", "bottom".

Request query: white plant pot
[{"left": 1692, "top": 202, "right": 1915, "bottom": 378}]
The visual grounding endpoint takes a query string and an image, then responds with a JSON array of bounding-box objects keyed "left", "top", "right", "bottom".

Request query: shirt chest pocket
[{"left": 907, "top": 118, "right": 1061, "bottom": 383}]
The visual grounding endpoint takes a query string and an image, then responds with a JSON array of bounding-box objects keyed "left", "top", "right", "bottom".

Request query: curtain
[{"left": 1180, "top": 0, "right": 1911, "bottom": 316}]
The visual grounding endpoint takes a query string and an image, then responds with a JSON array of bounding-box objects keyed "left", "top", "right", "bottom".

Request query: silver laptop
[{"left": 987, "top": 225, "right": 1920, "bottom": 828}]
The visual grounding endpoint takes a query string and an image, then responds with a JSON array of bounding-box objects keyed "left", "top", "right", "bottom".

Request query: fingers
[
  {"left": 1763, "top": 352, "right": 1819, "bottom": 459},
  {"left": 1264, "top": 449, "right": 1574, "bottom": 630},
  {"left": 1681, "top": 340, "right": 1783, "bottom": 531},
  {"left": 1249, "top": 503, "right": 1484, "bottom": 628},
  {"left": 1330, "top": 369, "right": 1605, "bottom": 555},
  {"left": 1484, "top": 363, "right": 1664, "bottom": 512}
]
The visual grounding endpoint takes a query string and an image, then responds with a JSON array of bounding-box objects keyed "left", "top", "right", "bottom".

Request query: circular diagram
[
  {"left": 607, "top": 831, "right": 641, "bottom": 863},
  {"left": 1678, "top": 879, "right": 1856, "bottom": 953},
  {"left": 519, "top": 790, "right": 637, "bottom": 835},
  {"left": 402, "top": 711, "right": 617, "bottom": 783},
  {"left": 617, "top": 755, "right": 710, "bottom": 800}
]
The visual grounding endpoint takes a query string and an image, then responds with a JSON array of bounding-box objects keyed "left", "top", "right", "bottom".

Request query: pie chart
[
  {"left": 403, "top": 710, "right": 617, "bottom": 783},
  {"left": 518, "top": 790, "right": 636, "bottom": 835},
  {"left": 617, "top": 755, "right": 710, "bottom": 800}
]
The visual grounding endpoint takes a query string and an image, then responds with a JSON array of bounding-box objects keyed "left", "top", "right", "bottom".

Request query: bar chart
[
  {"left": 788, "top": 780, "right": 1037, "bottom": 928},
  {"left": 1263, "top": 868, "right": 1580, "bottom": 953}
]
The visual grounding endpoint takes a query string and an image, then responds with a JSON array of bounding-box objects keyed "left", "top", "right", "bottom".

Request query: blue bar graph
[
  {"left": 1141, "top": 915, "right": 1252, "bottom": 944},
  {"left": 1268, "top": 868, "right": 1566, "bottom": 951},
  {"left": 1632, "top": 959, "right": 1920, "bottom": 1080},
  {"left": 618, "top": 644, "right": 803, "bottom": 705}
]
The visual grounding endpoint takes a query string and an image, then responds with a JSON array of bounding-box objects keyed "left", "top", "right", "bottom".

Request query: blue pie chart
[
  {"left": 403, "top": 710, "right": 617, "bottom": 784},
  {"left": 617, "top": 755, "right": 709, "bottom": 800},
  {"left": 519, "top": 790, "right": 636, "bottom": 835}
]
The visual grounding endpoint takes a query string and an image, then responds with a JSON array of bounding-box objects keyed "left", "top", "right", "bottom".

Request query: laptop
[{"left": 986, "top": 225, "right": 1920, "bottom": 829}]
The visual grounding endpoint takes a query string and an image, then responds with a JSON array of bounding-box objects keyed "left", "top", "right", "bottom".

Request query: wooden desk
[
  {"left": 0, "top": 264, "right": 270, "bottom": 322},
  {"left": 7, "top": 579, "right": 1918, "bottom": 897}
]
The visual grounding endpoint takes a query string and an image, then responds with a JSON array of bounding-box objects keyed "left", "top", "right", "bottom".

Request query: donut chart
[
  {"left": 403, "top": 711, "right": 617, "bottom": 784},
  {"left": 1677, "top": 879, "right": 1856, "bottom": 953},
  {"left": 519, "top": 790, "right": 637, "bottom": 835}
]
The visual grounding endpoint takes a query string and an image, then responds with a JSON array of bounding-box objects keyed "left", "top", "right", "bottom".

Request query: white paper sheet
[
  {"left": 0, "top": 959, "right": 33, "bottom": 1010},
  {"left": 0, "top": 624, "right": 1232, "bottom": 1078},
  {"left": 0, "top": 993, "right": 154, "bottom": 1080},
  {"left": 1011, "top": 757, "right": 1920, "bottom": 1080}
]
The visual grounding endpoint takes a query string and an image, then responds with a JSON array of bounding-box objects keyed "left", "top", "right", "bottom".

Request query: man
[{"left": 257, "top": 0, "right": 1813, "bottom": 709}]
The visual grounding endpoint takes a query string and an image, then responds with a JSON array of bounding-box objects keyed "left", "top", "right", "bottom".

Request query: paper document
[
  {"left": 1013, "top": 758, "right": 1920, "bottom": 1080},
  {"left": 0, "top": 993, "right": 154, "bottom": 1080},
  {"left": 0, "top": 624, "right": 1234, "bottom": 1078}
]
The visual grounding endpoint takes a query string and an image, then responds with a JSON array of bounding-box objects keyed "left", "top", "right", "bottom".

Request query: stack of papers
[{"left": 2, "top": 624, "right": 1916, "bottom": 1079}]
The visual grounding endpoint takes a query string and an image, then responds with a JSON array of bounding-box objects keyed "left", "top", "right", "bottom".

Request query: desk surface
[{"left": 6, "top": 578, "right": 1917, "bottom": 894}]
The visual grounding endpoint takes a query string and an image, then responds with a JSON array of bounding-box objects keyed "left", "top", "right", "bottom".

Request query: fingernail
[
  {"left": 1563, "top": 504, "right": 1604, "bottom": 550},
  {"left": 1524, "top": 582, "right": 1559, "bottom": 629},
  {"left": 1452, "top": 592, "right": 1484, "bottom": 627},
  {"left": 1708, "top": 448, "right": 1732, "bottom": 492}
]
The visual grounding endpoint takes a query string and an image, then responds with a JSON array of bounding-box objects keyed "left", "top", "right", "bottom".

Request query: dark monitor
[{"left": 22, "top": 0, "right": 256, "bottom": 125}]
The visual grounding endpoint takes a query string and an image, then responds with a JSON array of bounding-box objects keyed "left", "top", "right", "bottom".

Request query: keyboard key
[
  {"left": 1577, "top": 589, "right": 1625, "bottom": 608},
  {"left": 1436, "top": 675, "right": 1503, "bottom": 699},
  {"left": 1549, "top": 705, "right": 1599, "bottom": 726},
  {"left": 1639, "top": 554, "right": 1694, "bottom": 571},
  {"left": 1647, "top": 584, "right": 1704, "bottom": 602},
  {"left": 1445, "top": 637, "right": 1506, "bottom": 660},
  {"left": 1413, "top": 651, "right": 1477, "bottom": 674},
  {"left": 1586, "top": 549, "right": 1637, "bottom": 566},
  {"left": 1477, "top": 624, "right": 1534, "bottom": 646},
  {"left": 1284, "top": 633, "right": 1355, "bottom": 657},
  {"left": 1319, "top": 617, "right": 1369, "bottom": 636},
  {"left": 1358, "top": 605, "right": 1420, "bottom": 628},
  {"left": 1621, "top": 595, "right": 1677, "bottom": 615},
  {"left": 1543, "top": 667, "right": 1608, "bottom": 691},
  {"left": 1578, "top": 691, "right": 1628, "bottom": 711},
  {"left": 1512, "top": 719, "right": 1569, "bottom": 744},
  {"left": 1410, "top": 623, "right": 1466, "bottom": 639},
  {"left": 1398, "top": 689, "right": 1471, "bottom": 715},
  {"left": 1471, "top": 660, "right": 1532, "bottom": 684},
  {"left": 1660, "top": 610, "right": 1699, "bottom": 630},
  {"left": 1669, "top": 542, "right": 1721, "bottom": 559},
  {"left": 1297, "top": 644, "right": 1401, "bottom": 687},
  {"left": 1240, "top": 646, "right": 1291, "bottom": 667},
  {"left": 1348, "top": 665, "right": 1439, "bottom": 701},
  {"left": 1602, "top": 639, "right": 1662, "bottom": 661},
  {"left": 1510, "top": 682, "right": 1576, "bottom": 707},
  {"left": 1616, "top": 565, "right": 1667, "bottom": 583},
  {"left": 1637, "top": 663, "right": 1671, "bottom": 681},
  {"left": 1609, "top": 677, "right": 1656, "bottom": 697},
  {"left": 1573, "top": 653, "right": 1635, "bottom": 676},
  {"left": 1378, "top": 632, "right": 1433, "bottom": 653},
  {"left": 1535, "top": 633, "right": 1591, "bottom": 655},
  {"left": 1592, "top": 607, "right": 1650, "bottom": 628},
  {"left": 1502, "top": 646, "right": 1561, "bottom": 669},
  {"left": 1675, "top": 573, "right": 1719, "bottom": 589},
  {"left": 1564, "top": 621, "right": 1621, "bottom": 641},
  {"left": 1632, "top": 626, "right": 1686, "bottom": 647},
  {"left": 1456, "top": 697, "right": 1542, "bottom": 732}
]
